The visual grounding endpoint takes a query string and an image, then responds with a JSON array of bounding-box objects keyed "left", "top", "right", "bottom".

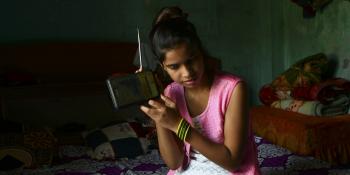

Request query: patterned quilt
[{"left": 2, "top": 136, "right": 349, "bottom": 175}]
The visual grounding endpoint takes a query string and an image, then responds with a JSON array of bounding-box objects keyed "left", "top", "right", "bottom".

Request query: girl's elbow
[
  {"left": 227, "top": 155, "right": 244, "bottom": 172},
  {"left": 164, "top": 155, "right": 184, "bottom": 170},
  {"left": 228, "top": 163, "right": 242, "bottom": 172},
  {"left": 167, "top": 160, "right": 183, "bottom": 170},
  {"left": 226, "top": 145, "right": 248, "bottom": 171}
]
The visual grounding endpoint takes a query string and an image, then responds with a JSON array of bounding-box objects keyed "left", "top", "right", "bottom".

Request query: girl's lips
[{"left": 183, "top": 77, "right": 197, "bottom": 85}]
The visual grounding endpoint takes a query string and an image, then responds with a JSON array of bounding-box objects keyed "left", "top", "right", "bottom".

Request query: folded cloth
[
  {"left": 82, "top": 122, "right": 150, "bottom": 160},
  {"left": 259, "top": 84, "right": 279, "bottom": 105},
  {"left": 259, "top": 53, "right": 329, "bottom": 105},
  {"left": 291, "top": 86, "right": 314, "bottom": 101},
  {"left": 0, "top": 147, "right": 33, "bottom": 169},
  {"left": 271, "top": 53, "right": 328, "bottom": 91},
  {"left": 310, "top": 78, "right": 350, "bottom": 103},
  {"left": 271, "top": 94, "right": 350, "bottom": 116},
  {"left": 291, "top": 78, "right": 350, "bottom": 103}
]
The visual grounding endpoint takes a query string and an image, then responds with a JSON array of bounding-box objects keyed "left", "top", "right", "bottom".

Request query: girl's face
[{"left": 162, "top": 43, "right": 205, "bottom": 88}]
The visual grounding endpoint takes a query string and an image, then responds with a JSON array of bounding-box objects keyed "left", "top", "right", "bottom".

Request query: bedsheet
[{"left": 1, "top": 136, "right": 350, "bottom": 175}]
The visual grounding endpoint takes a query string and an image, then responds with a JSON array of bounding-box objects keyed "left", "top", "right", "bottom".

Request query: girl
[{"left": 140, "top": 6, "right": 260, "bottom": 175}]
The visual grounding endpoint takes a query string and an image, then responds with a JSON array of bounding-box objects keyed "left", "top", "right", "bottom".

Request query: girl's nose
[{"left": 182, "top": 64, "right": 194, "bottom": 78}]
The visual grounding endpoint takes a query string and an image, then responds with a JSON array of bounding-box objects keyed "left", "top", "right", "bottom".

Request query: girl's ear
[{"left": 159, "top": 61, "right": 166, "bottom": 70}]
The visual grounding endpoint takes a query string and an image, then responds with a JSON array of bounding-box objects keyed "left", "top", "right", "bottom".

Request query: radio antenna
[{"left": 137, "top": 27, "right": 143, "bottom": 70}]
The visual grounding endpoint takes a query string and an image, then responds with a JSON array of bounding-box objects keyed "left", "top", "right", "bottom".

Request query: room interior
[{"left": 0, "top": 0, "right": 350, "bottom": 174}]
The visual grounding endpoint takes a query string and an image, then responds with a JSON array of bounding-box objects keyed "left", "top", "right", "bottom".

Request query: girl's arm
[
  {"left": 185, "top": 82, "right": 248, "bottom": 171},
  {"left": 156, "top": 124, "right": 184, "bottom": 169},
  {"left": 140, "top": 95, "right": 185, "bottom": 170}
]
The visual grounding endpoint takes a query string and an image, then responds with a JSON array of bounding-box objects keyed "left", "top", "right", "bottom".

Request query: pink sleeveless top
[{"left": 164, "top": 72, "right": 260, "bottom": 175}]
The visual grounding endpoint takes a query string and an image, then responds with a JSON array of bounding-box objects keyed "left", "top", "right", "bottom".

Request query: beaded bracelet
[{"left": 176, "top": 118, "right": 191, "bottom": 141}]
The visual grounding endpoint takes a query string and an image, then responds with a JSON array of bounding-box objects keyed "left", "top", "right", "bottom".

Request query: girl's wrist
[
  {"left": 171, "top": 117, "right": 182, "bottom": 133},
  {"left": 175, "top": 118, "right": 191, "bottom": 141}
]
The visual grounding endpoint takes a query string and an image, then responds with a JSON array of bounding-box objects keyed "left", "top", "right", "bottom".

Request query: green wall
[
  {"left": 281, "top": 0, "right": 350, "bottom": 79},
  {"left": 1, "top": 0, "right": 349, "bottom": 106}
]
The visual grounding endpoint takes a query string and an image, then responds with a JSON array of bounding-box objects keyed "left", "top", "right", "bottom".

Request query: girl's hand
[{"left": 140, "top": 94, "right": 181, "bottom": 133}]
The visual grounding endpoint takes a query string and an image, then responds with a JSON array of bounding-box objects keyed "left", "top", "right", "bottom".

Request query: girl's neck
[{"left": 185, "top": 71, "right": 213, "bottom": 95}]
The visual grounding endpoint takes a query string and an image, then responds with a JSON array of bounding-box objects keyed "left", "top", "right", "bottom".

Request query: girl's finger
[
  {"left": 140, "top": 105, "right": 159, "bottom": 118},
  {"left": 160, "top": 94, "right": 176, "bottom": 108},
  {"left": 148, "top": 99, "right": 164, "bottom": 109},
  {"left": 140, "top": 105, "right": 150, "bottom": 114}
]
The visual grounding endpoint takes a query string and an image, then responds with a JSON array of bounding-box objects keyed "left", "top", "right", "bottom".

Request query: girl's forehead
[{"left": 163, "top": 44, "right": 197, "bottom": 63}]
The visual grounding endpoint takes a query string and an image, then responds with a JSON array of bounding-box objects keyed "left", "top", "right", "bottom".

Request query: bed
[
  {"left": 1, "top": 43, "right": 349, "bottom": 174},
  {"left": 0, "top": 136, "right": 342, "bottom": 175},
  {"left": 0, "top": 42, "right": 140, "bottom": 128},
  {"left": 251, "top": 105, "right": 350, "bottom": 166}
]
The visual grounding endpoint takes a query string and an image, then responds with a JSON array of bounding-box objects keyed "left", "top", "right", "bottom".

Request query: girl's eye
[{"left": 168, "top": 64, "right": 180, "bottom": 70}]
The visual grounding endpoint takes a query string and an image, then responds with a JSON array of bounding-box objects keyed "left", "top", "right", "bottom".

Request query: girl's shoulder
[
  {"left": 213, "top": 71, "right": 243, "bottom": 88},
  {"left": 212, "top": 72, "right": 244, "bottom": 109}
]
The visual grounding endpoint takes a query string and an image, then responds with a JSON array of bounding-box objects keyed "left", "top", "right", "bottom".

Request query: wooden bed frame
[
  {"left": 0, "top": 42, "right": 137, "bottom": 83},
  {"left": 0, "top": 42, "right": 140, "bottom": 128},
  {"left": 251, "top": 105, "right": 350, "bottom": 165}
]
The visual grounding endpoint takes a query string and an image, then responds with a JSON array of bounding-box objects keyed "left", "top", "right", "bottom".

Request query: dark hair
[
  {"left": 150, "top": 7, "right": 215, "bottom": 86},
  {"left": 149, "top": 7, "right": 204, "bottom": 62},
  {"left": 152, "top": 6, "right": 188, "bottom": 26}
]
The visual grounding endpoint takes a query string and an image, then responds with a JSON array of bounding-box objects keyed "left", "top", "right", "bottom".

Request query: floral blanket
[
  {"left": 271, "top": 94, "right": 350, "bottom": 116},
  {"left": 2, "top": 136, "right": 346, "bottom": 175}
]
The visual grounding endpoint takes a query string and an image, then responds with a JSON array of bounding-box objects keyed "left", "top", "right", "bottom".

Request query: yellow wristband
[
  {"left": 176, "top": 118, "right": 184, "bottom": 135},
  {"left": 176, "top": 118, "right": 190, "bottom": 141},
  {"left": 183, "top": 124, "right": 191, "bottom": 141}
]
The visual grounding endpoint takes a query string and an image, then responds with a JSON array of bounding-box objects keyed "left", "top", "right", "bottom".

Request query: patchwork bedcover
[{"left": 2, "top": 136, "right": 350, "bottom": 175}]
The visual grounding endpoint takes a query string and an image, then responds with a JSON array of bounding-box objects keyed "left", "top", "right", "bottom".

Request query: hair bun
[{"left": 154, "top": 6, "right": 188, "bottom": 25}]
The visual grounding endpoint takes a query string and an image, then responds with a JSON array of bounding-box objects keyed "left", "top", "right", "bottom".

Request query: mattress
[{"left": 251, "top": 105, "right": 350, "bottom": 165}]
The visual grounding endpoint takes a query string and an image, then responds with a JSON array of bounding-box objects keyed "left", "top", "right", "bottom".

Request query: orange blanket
[{"left": 251, "top": 106, "right": 350, "bottom": 165}]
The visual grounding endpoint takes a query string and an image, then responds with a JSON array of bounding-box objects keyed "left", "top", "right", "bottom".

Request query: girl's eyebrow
[
  {"left": 163, "top": 50, "right": 199, "bottom": 67},
  {"left": 165, "top": 63, "right": 179, "bottom": 67},
  {"left": 164, "top": 58, "right": 183, "bottom": 67}
]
